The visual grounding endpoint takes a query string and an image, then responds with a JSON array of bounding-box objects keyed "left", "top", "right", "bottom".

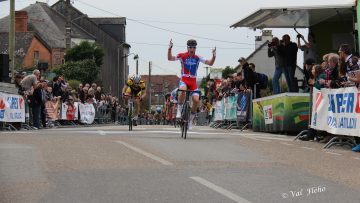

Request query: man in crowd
[
  {"left": 282, "top": 34, "right": 298, "bottom": 92},
  {"left": 268, "top": 37, "right": 286, "bottom": 94},
  {"left": 238, "top": 57, "right": 257, "bottom": 98},
  {"left": 337, "top": 44, "right": 360, "bottom": 151},
  {"left": 20, "top": 69, "right": 41, "bottom": 96}
]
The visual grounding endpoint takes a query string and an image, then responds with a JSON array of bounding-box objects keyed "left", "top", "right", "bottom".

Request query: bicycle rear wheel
[{"left": 128, "top": 104, "right": 133, "bottom": 131}]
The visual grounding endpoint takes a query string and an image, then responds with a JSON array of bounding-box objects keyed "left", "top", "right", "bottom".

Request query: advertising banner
[
  {"left": 213, "top": 100, "right": 224, "bottom": 121},
  {"left": 79, "top": 103, "right": 96, "bottom": 124},
  {"left": 224, "top": 95, "right": 237, "bottom": 120},
  {"left": 0, "top": 92, "right": 25, "bottom": 122},
  {"left": 45, "top": 100, "right": 61, "bottom": 121},
  {"left": 252, "top": 93, "right": 310, "bottom": 133},
  {"left": 61, "top": 102, "right": 79, "bottom": 120},
  {"left": 237, "top": 91, "right": 251, "bottom": 123},
  {"left": 311, "top": 87, "right": 360, "bottom": 137},
  {"left": 209, "top": 68, "right": 223, "bottom": 79}
]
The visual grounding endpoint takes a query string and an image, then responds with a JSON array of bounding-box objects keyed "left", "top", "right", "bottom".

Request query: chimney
[
  {"left": 255, "top": 30, "right": 273, "bottom": 49},
  {"left": 15, "top": 11, "right": 28, "bottom": 32}
]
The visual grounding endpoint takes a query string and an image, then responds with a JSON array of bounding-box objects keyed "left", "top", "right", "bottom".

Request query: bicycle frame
[
  {"left": 177, "top": 89, "right": 200, "bottom": 139},
  {"left": 127, "top": 97, "right": 134, "bottom": 131}
]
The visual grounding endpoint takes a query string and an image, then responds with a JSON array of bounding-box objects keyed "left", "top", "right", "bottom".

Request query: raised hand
[
  {"left": 169, "top": 39, "right": 173, "bottom": 49},
  {"left": 212, "top": 46, "right": 216, "bottom": 57}
]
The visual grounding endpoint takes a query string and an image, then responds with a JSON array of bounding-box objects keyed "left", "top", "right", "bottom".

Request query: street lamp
[
  {"left": 123, "top": 53, "right": 139, "bottom": 75},
  {"left": 117, "top": 43, "right": 126, "bottom": 99},
  {"left": 66, "top": 14, "right": 88, "bottom": 49}
]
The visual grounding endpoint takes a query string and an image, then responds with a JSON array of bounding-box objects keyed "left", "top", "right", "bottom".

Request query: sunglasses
[{"left": 188, "top": 46, "right": 196, "bottom": 49}]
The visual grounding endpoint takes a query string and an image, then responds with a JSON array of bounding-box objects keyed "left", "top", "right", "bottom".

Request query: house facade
[{"left": 0, "top": 1, "right": 129, "bottom": 98}]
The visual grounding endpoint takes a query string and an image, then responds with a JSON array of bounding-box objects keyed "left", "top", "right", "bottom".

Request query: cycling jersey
[
  {"left": 126, "top": 79, "right": 146, "bottom": 91},
  {"left": 176, "top": 52, "right": 205, "bottom": 78},
  {"left": 176, "top": 52, "right": 205, "bottom": 92},
  {"left": 125, "top": 79, "right": 146, "bottom": 97}
]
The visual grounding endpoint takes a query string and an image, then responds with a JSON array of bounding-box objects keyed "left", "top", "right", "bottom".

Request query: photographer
[{"left": 268, "top": 37, "right": 286, "bottom": 94}]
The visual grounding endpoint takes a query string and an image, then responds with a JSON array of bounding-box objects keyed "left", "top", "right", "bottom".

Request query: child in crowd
[{"left": 309, "top": 65, "right": 326, "bottom": 90}]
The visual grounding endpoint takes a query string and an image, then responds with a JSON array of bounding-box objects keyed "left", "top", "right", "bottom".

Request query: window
[{"left": 34, "top": 51, "right": 39, "bottom": 66}]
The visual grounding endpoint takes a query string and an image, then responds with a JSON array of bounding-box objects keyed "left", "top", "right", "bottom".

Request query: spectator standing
[
  {"left": 52, "top": 75, "right": 66, "bottom": 98},
  {"left": 30, "top": 81, "right": 43, "bottom": 129},
  {"left": 20, "top": 69, "right": 41, "bottom": 96},
  {"left": 95, "top": 87, "right": 102, "bottom": 101},
  {"left": 337, "top": 44, "right": 360, "bottom": 151},
  {"left": 320, "top": 53, "right": 340, "bottom": 88},
  {"left": 248, "top": 63, "right": 261, "bottom": 98},
  {"left": 297, "top": 32, "right": 318, "bottom": 65},
  {"left": 281, "top": 34, "right": 298, "bottom": 92},
  {"left": 303, "top": 58, "right": 315, "bottom": 92},
  {"left": 268, "top": 37, "right": 286, "bottom": 94},
  {"left": 238, "top": 57, "right": 257, "bottom": 98},
  {"left": 338, "top": 44, "right": 359, "bottom": 87}
]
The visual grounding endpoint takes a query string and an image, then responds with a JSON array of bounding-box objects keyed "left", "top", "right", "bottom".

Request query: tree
[
  {"left": 54, "top": 41, "right": 104, "bottom": 84},
  {"left": 65, "top": 41, "right": 104, "bottom": 67},
  {"left": 55, "top": 59, "right": 100, "bottom": 84},
  {"left": 200, "top": 74, "right": 210, "bottom": 90},
  {"left": 222, "top": 66, "right": 236, "bottom": 79}
]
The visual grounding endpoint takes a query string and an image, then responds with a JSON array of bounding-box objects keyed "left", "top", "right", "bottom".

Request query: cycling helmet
[
  {"left": 133, "top": 74, "right": 142, "bottom": 83},
  {"left": 187, "top": 39, "right": 197, "bottom": 47}
]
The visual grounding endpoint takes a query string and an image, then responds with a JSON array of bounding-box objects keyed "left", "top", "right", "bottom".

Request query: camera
[
  {"left": 267, "top": 42, "right": 274, "bottom": 47},
  {"left": 297, "top": 34, "right": 302, "bottom": 39}
]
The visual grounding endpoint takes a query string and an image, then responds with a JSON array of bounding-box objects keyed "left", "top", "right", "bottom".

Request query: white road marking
[
  {"left": 353, "top": 157, "right": 360, "bottom": 160},
  {"left": 0, "top": 131, "right": 37, "bottom": 134},
  {"left": 324, "top": 152, "right": 342, "bottom": 156},
  {"left": 98, "top": 130, "right": 106, "bottom": 135},
  {"left": 280, "top": 142, "right": 294, "bottom": 146},
  {"left": 190, "top": 176, "right": 252, "bottom": 203},
  {"left": 301, "top": 146, "right": 315, "bottom": 150},
  {"left": 245, "top": 137, "right": 271, "bottom": 142},
  {"left": 65, "top": 130, "right": 225, "bottom": 136},
  {"left": 241, "top": 134, "right": 292, "bottom": 142},
  {"left": 115, "top": 140, "right": 173, "bottom": 166}
]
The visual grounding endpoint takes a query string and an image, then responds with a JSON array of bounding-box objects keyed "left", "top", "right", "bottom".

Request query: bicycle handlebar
[{"left": 177, "top": 89, "right": 201, "bottom": 94}]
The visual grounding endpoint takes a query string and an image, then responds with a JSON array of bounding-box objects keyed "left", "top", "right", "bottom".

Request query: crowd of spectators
[
  {"left": 13, "top": 71, "right": 170, "bottom": 129},
  {"left": 297, "top": 43, "right": 360, "bottom": 152}
]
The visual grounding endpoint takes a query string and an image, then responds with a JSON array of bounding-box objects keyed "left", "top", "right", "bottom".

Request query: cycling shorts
[
  {"left": 124, "top": 87, "right": 142, "bottom": 98},
  {"left": 179, "top": 76, "right": 200, "bottom": 96}
]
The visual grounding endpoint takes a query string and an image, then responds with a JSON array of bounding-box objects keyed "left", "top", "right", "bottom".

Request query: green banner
[
  {"left": 252, "top": 93, "right": 310, "bottom": 133},
  {"left": 224, "top": 95, "right": 237, "bottom": 120}
]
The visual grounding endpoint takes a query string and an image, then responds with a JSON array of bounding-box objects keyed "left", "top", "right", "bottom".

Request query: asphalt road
[{"left": 1, "top": 125, "right": 360, "bottom": 203}]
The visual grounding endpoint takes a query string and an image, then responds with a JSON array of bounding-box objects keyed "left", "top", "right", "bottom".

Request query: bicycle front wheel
[{"left": 182, "top": 103, "right": 190, "bottom": 139}]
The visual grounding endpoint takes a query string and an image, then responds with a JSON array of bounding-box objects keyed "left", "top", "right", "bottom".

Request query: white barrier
[
  {"left": 0, "top": 92, "right": 25, "bottom": 122},
  {"left": 311, "top": 87, "right": 360, "bottom": 136}
]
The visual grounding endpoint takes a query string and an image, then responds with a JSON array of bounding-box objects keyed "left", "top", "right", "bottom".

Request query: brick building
[{"left": 0, "top": 1, "right": 129, "bottom": 98}]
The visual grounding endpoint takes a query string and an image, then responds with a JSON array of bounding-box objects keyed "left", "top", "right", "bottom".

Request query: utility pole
[
  {"left": 357, "top": 0, "right": 360, "bottom": 53},
  {"left": 136, "top": 58, "right": 139, "bottom": 75},
  {"left": 65, "top": 0, "right": 71, "bottom": 50},
  {"left": 9, "top": 0, "right": 15, "bottom": 81},
  {"left": 148, "top": 61, "right": 152, "bottom": 110}
]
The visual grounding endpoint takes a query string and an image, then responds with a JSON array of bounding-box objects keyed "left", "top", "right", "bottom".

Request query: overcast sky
[{"left": 0, "top": 0, "right": 354, "bottom": 78}]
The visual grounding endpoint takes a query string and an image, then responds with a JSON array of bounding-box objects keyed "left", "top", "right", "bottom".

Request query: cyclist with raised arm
[
  {"left": 122, "top": 74, "right": 146, "bottom": 126},
  {"left": 168, "top": 39, "right": 216, "bottom": 130}
]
